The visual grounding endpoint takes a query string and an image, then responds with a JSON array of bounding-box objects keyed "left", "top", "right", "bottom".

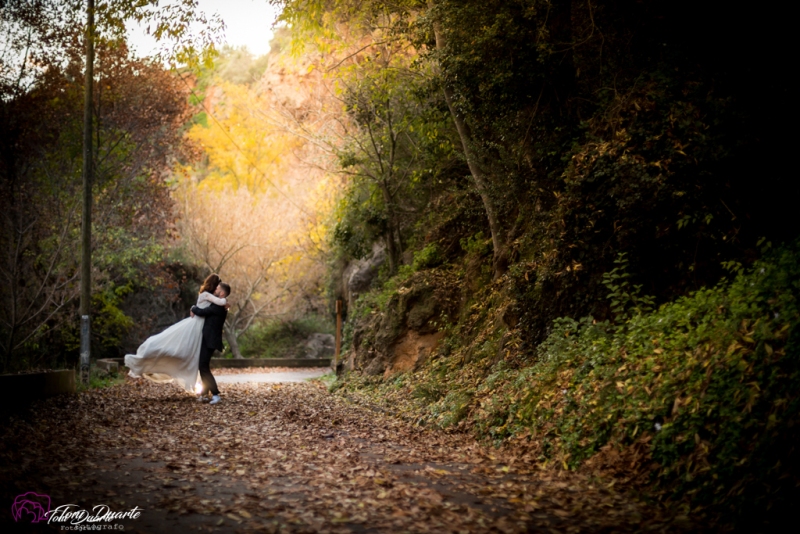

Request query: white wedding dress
[{"left": 124, "top": 292, "right": 226, "bottom": 392}]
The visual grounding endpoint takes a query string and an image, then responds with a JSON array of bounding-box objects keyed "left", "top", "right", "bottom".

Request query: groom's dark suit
[{"left": 191, "top": 303, "right": 227, "bottom": 396}]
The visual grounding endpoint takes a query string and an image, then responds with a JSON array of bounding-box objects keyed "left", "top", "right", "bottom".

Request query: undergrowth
[
  {"left": 76, "top": 365, "right": 126, "bottom": 392},
  {"left": 337, "top": 241, "right": 800, "bottom": 524},
  {"left": 238, "top": 316, "right": 334, "bottom": 358}
]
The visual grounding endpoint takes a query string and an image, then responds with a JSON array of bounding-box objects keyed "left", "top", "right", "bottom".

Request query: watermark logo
[
  {"left": 47, "top": 504, "right": 143, "bottom": 525},
  {"left": 11, "top": 492, "right": 51, "bottom": 523},
  {"left": 12, "top": 492, "right": 143, "bottom": 528}
]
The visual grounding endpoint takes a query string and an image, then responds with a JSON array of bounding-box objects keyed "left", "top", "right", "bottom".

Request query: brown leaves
[{"left": 0, "top": 378, "right": 688, "bottom": 532}]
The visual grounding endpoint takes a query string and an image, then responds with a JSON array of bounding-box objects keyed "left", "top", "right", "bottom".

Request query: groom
[{"left": 191, "top": 282, "right": 231, "bottom": 405}]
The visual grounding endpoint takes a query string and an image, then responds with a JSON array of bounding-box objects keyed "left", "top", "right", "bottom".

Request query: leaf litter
[{"left": 0, "top": 378, "right": 698, "bottom": 532}]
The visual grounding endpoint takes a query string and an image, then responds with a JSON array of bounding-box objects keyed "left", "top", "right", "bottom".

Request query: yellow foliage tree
[
  {"left": 185, "top": 81, "right": 302, "bottom": 195},
  {"left": 175, "top": 47, "right": 341, "bottom": 357}
]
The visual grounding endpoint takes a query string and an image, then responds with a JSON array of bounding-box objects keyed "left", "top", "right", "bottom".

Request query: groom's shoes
[{"left": 209, "top": 395, "right": 221, "bottom": 405}]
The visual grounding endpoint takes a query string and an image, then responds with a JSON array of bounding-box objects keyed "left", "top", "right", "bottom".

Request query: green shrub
[
  {"left": 91, "top": 284, "right": 135, "bottom": 359},
  {"left": 475, "top": 241, "right": 800, "bottom": 520},
  {"left": 239, "top": 316, "right": 334, "bottom": 358},
  {"left": 77, "top": 365, "right": 125, "bottom": 392},
  {"left": 602, "top": 252, "right": 655, "bottom": 318},
  {"left": 412, "top": 243, "right": 443, "bottom": 271},
  {"left": 460, "top": 231, "right": 491, "bottom": 257},
  {"left": 338, "top": 241, "right": 799, "bottom": 525},
  {"left": 350, "top": 264, "right": 415, "bottom": 320}
]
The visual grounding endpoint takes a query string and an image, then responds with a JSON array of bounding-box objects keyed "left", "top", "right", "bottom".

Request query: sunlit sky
[{"left": 126, "top": 0, "right": 281, "bottom": 58}]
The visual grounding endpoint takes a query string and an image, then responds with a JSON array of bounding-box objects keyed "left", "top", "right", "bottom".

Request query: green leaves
[
  {"left": 412, "top": 243, "right": 444, "bottom": 271},
  {"left": 601, "top": 252, "right": 655, "bottom": 319},
  {"left": 340, "top": 240, "right": 800, "bottom": 524},
  {"left": 107, "top": 0, "right": 224, "bottom": 69},
  {"left": 523, "top": 242, "right": 800, "bottom": 518}
]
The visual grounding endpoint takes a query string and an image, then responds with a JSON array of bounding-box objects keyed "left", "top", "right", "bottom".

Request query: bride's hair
[{"left": 199, "top": 273, "right": 221, "bottom": 295}]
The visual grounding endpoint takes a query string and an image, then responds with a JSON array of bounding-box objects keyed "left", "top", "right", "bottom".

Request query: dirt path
[
  {"left": 1, "top": 379, "right": 694, "bottom": 533},
  {"left": 213, "top": 367, "right": 328, "bottom": 384}
]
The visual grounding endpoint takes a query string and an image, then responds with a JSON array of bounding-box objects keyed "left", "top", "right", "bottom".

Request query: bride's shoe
[{"left": 197, "top": 394, "right": 209, "bottom": 402}]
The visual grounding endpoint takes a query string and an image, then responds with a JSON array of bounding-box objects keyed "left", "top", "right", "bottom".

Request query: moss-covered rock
[{"left": 349, "top": 271, "right": 458, "bottom": 376}]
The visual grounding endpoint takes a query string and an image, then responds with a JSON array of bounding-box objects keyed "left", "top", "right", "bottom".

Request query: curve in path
[{"left": 215, "top": 369, "right": 328, "bottom": 384}]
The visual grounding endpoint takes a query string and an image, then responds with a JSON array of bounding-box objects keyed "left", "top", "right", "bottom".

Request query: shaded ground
[{"left": 1, "top": 378, "right": 698, "bottom": 533}]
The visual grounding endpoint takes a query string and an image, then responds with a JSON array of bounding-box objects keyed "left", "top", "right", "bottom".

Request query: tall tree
[
  {"left": 426, "top": 0, "right": 506, "bottom": 277},
  {"left": 0, "top": 0, "right": 200, "bottom": 371},
  {"left": 273, "top": 0, "right": 509, "bottom": 275},
  {"left": 333, "top": 47, "right": 439, "bottom": 273}
]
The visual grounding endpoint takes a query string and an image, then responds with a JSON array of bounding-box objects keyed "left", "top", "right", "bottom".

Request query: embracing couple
[{"left": 124, "top": 274, "right": 231, "bottom": 405}]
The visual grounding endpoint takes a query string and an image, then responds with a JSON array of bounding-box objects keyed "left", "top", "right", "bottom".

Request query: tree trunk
[
  {"left": 385, "top": 228, "right": 398, "bottom": 274},
  {"left": 224, "top": 325, "right": 244, "bottom": 359},
  {"left": 427, "top": 0, "right": 507, "bottom": 278}
]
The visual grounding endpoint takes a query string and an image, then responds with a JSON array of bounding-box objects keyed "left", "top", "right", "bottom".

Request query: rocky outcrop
[
  {"left": 342, "top": 242, "right": 387, "bottom": 309},
  {"left": 303, "top": 333, "right": 335, "bottom": 359},
  {"left": 346, "top": 271, "right": 457, "bottom": 377},
  {"left": 383, "top": 330, "right": 444, "bottom": 378}
]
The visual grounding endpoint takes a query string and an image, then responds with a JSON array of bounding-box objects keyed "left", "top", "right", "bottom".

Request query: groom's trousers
[{"left": 198, "top": 344, "right": 220, "bottom": 396}]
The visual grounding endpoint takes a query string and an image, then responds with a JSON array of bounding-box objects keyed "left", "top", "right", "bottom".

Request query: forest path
[
  {"left": 0, "top": 380, "right": 693, "bottom": 533},
  {"left": 214, "top": 367, "right": 329, "bottom": 384}
]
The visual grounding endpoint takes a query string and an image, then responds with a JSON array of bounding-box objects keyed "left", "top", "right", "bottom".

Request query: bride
[{"left": 124, "top": 274, "right": 227, "bottom": 392}]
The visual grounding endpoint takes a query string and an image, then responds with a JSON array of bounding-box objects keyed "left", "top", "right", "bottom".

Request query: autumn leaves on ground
[{"left": 0, "top": 378, "right": 693, "bottom": 533}]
